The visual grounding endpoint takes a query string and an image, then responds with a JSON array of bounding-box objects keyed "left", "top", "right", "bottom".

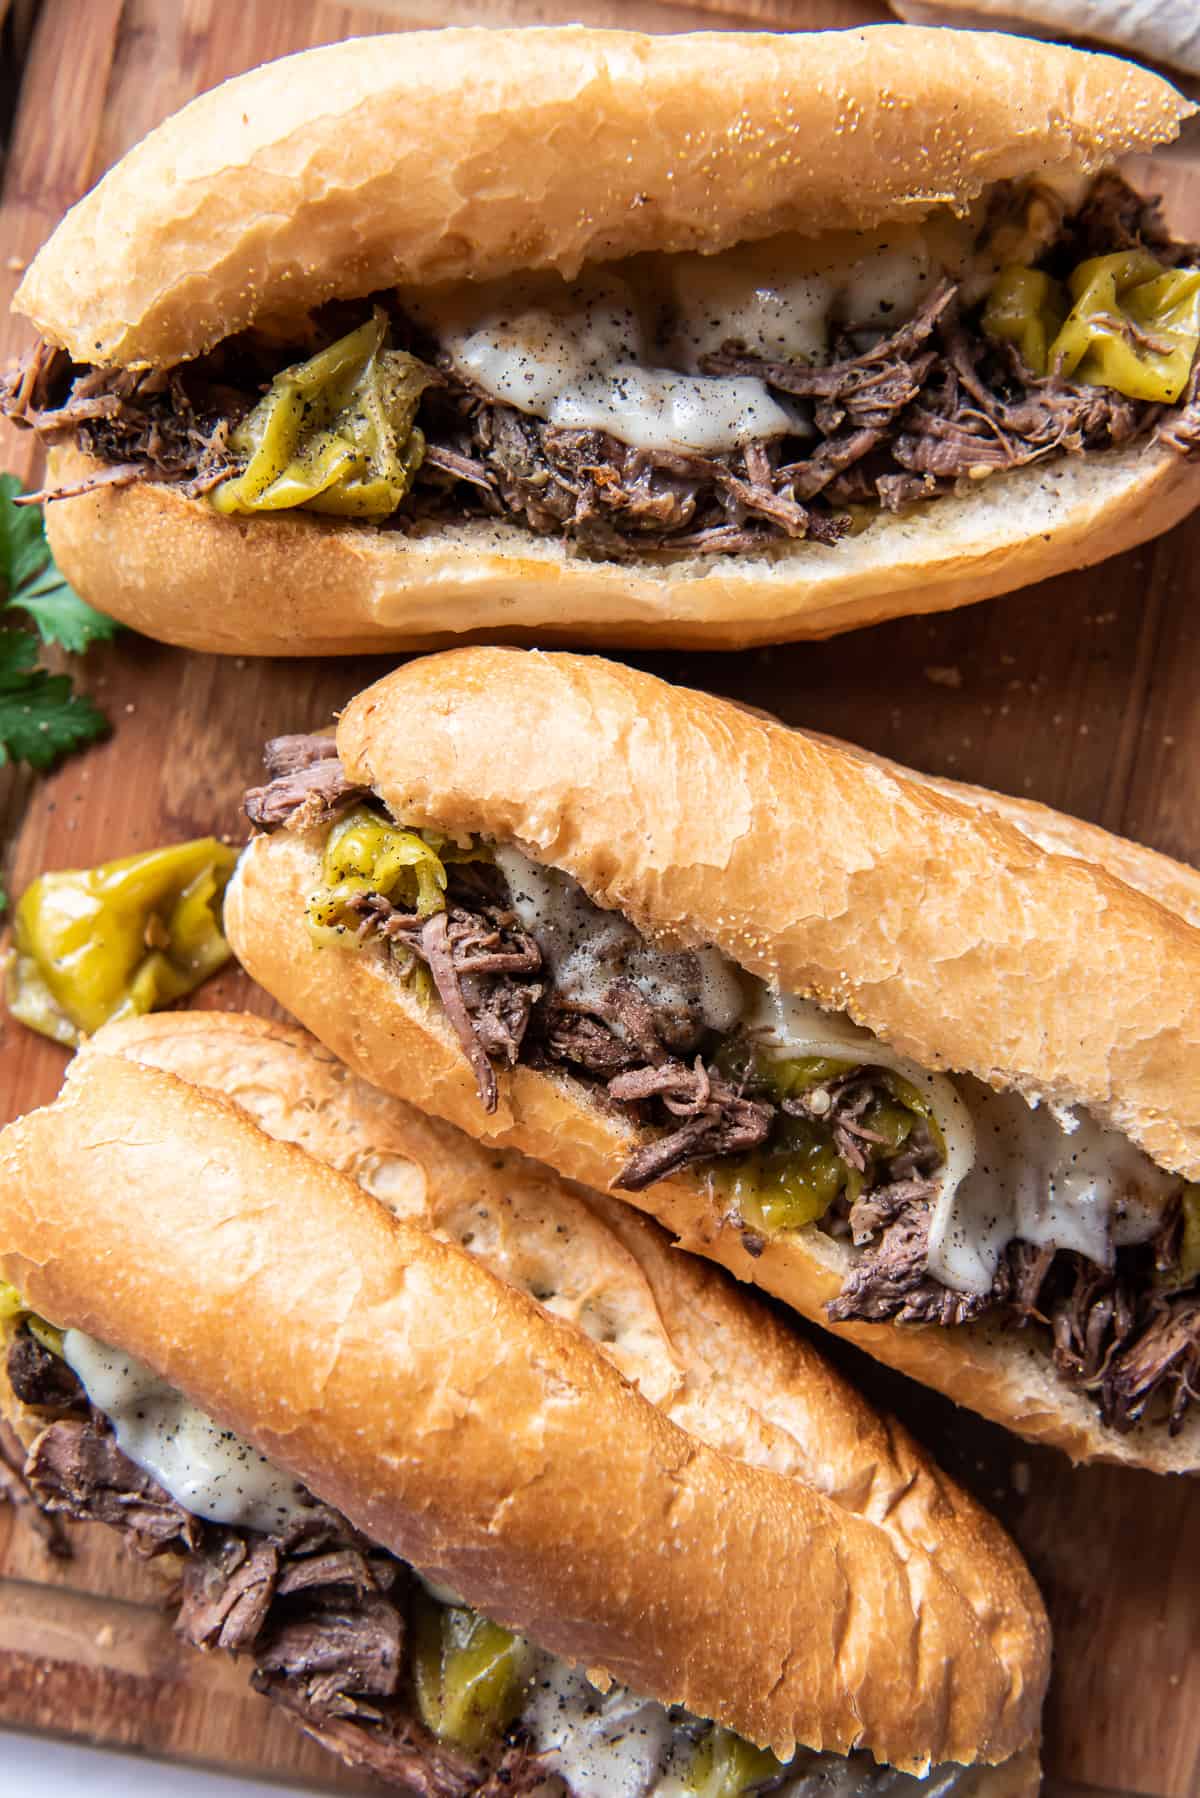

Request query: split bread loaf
[
  {"left": 6, "top": 26, "right": 1199, "bottom": 651},
  {"left": 889, "top": 2, "right": 1200, "bottom": 80},
  {"left": 227, "top": 647, "right": 1200, "bottom": 1472},
  {"left": 0, "top": 1013, "right": 1047, "bottom": 1790}
]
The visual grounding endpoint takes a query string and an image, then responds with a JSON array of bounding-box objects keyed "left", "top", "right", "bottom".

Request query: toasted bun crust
[
  {"left": 892, "top": 0, "right": 1200, "bottom": 80},
  {"left": 82, "top": 1014, "right": 1044, "bottom": 1648},
  {"left": 807, "top": 731, "right": 1200, "bottom": 928},
  {"left": 227, "top": 828, "right": 1200, "bottom": 1476},
  {"left": 337, "top": 650, "right": 1200, "bottom": 1178},
  {"left": 0, "top": 1045, "right": 1047, "bottom": 1771},
  {"left": 42, "top": 436, "right": 1200, "bottom": 653},
  {"left": 16, "top": 27, "right": 1191, "bottom": 369},
  {"left": 223, "top": 649, "right": 1200, "bottom": 1471}
]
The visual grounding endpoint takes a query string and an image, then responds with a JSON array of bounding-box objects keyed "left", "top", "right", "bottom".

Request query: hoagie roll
[
  {"left": 5, "top": 27, "right": 1200, "bottom": 652},
  {"left": 228, "top": 648, "right": 1200, "bottom": 1471},
  {"left": 0, "top": 1013, "right": 1047, "bottom": 1792}
]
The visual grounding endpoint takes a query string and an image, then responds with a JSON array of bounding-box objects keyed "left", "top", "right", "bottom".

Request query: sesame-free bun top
[
  {"left": 336, "top": 648, "right": 1200, "bottom": 1184},
  {"left": 15, "top": 26, "right": 1193, "bottom": 369},
  {"left": 0, "top": 1037, "right": 1047, "bottom": 1772}
]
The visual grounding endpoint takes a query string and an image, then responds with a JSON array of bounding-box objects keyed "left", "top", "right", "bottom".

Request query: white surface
[{"left": 0, "top": 1731, "right": 336, "bottom": 1795}]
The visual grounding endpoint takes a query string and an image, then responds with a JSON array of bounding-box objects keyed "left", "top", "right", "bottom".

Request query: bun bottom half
[
  {"left": 225, "top": 830, "right": 1200, "bottom": 1476},
  {"left": 44, "top": 441, "right": 1200, "bottom": 653}
]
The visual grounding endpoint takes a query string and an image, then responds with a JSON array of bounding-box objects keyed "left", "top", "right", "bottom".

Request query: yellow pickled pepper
[
  {"left": 212, "top": 312, "right": 434, "bottom": 519},
  {"left": 8, "top": 838, "right": 238, "bottom": 1047},
  {"left": 983, "top": 252, "right": 1200, "bottom": 401}
]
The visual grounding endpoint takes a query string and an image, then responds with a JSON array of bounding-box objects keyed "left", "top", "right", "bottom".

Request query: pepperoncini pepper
[
  {"left": 983, "top": 252, "right": 1200, "bottom": 401},
  {"left": 682, "top": 1727, "right": 782, "bottom": 1797},
  {"left": 980, "top": 267, "right": 1067, "bottom": 377},
  {"left": 413, "top": 1599, "right": 530, "bottom": 1751},
  {"left": 714, "top": 1050, "right": 941, "bottom": 1236},
  {"left": 305, "top": 807, "right": 452, "bottom": 945},
  {"left": 0, "top": 1281, "right": 63, "bottom": 1357},
  {"left": 7, "top": 838, "right": 238, "bottom": 1048},
  {"left": 211, "top": 311, "right": 436, "bottom": 520},
  {"left": 1173, "top": 1187, "right": 1200, "bottom": 1287},
  {"left": 1052, "top": 252, "right": 1200, "bottom": 402}
]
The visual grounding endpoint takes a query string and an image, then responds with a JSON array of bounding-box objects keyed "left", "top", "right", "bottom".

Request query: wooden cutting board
[{"left": 1, "top": 1, "right": 1198, "bottom": 1792}]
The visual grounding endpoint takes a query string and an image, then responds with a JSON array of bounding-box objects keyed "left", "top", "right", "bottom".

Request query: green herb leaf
[
  {"left": 0, "top": 471, "right": 50, "bottom": 592},
  {"left": 0, "top": 627, "right": 109, "bottom": 770},
  {"left": 9, "top": 560, "right": 121, "bottom": 651},
  {"left": 0, "top": 475, "right": 119, "bottom": 649}
]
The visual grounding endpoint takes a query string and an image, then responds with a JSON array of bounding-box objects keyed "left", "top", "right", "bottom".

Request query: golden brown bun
[
  {"left": 806, "top": 731, "right": 1200, "bottom": 928},
  {"left": 892, "top": 0, "right": 1200, "bottom": 79},
  {"left": 17, "top": 27, "right": 1190, "bottom": 369},
  {"left": 0, "top": 1045, "right": 1047, "bottom": 1772},
  {"left": 338, "top": 649, "right": 1200, "bottom": 1178},
  {"left": 223, "top": 648, "right": 1200, "bottom": 1471},
  {"left": 42, "top": 437, "right": 1200, "bottom": 654},
  {"left": 82, "top": 1013, "right": 1039, "bottom": 1638},
  {"left": 22, "top": 30, "right": 1196, "bottom": 653}
]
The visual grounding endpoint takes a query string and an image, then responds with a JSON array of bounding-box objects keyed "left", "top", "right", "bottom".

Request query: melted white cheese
[
  {"left": 523, "top": 1659, "right": 679, "bottom": 1798},
  {"left": 655, "top": 220, "right": 970, "bottom": 373},
  {"left": 494, "top": 845, "right": 744, "bottom": 1035},
  {"left": 492, "top": 846, "right": 1178, "bottom": 1294},
  {"left": 927, "top": 1080, "right": 1174, "bottom": 1294},
  {"left": 408, "top": 211, "right": 981, "bottom": 457},
  {"left": 62, "top": 1331, "right": 312, "bottom": 1534},
  {"left": 429, "top": 270, "right": 795, "bottom": 456}
]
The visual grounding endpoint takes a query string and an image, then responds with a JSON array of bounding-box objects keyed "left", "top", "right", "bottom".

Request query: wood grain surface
[{"left": 0, "top": 2, "right": 1197, "bottom": 1794}]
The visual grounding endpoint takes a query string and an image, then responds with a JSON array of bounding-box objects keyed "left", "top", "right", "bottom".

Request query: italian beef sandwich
[
  {"left": 4, "top": 26, "right": 1200, "bottom": 651},
  {"left": 230, "top": 648, "right": 1200, "bottom": 1472},
  {"left": 0, "top": 1012, "right": 1047, "bottom": 1793}
]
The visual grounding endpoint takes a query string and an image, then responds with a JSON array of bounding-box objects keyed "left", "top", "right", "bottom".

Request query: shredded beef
[
  {"left": 1156, "top": 354, "right": 1200, "bottom": 454},
  {"left": 845, "top": 1175, "right": 941, "bottom": 1247},
  {"left": 180, "top": 1534, "right": 282, "bottom": 1652},
  {"left": 829, "top": 1186, "right": 1200, "bottom": 1435},
  {"left": 263, "top": 733, "right": 341, "bottom": 779},
  {"left": 350, "top": 891, "right": 544, "bottom": 1112},
  {"left": 9, "top": 174, "right": 1195, "bottom": 558},
  {"left": 1102, "top": 1291, "right": 1200, "bottom": 1434},
  {"left": 261, "top": 1687, "right": 512, "bottom": 1798},
  {"left": 610, "top": 1061, "right": 774, "bottom": 1190},
  {"left": 557, "top": 978, "right": 679, "bottom": 1066},
  {"left": 6, "top": 1330, "right": 87, "bottom": 1410},
  {"left": 544, "top": 1005, "right": 647, "bottom": 1077},
  {"left": 0, "top": 1414, "right": 70, "bottom": 1555},
  {"left": 430, "top": 405, "right": 849, "bottom": 557},
  {"left": 6, "top": 350, "right": 246, "bottom": 492},
  {"left": 26, "top": 1417, "right": 203, "bottom": 1554},
  {"left": 1006, "top": 1227, "right": 1200, "bottom": 1436},
  {"left": 827, "top": 1201, "right": 998, "bottom": 1328},
  {"left": 255, "top": 1593, "right": 404, "bottom": 1716},
  {"left": 1052, "top": 170, "right": 1190, "bottom": 266},
  {"left": 244, "top": 740, "right": 365, "bottom": 831},
  {"left": 276, "top": 1545, "right": 396, "bottom": 1598}
]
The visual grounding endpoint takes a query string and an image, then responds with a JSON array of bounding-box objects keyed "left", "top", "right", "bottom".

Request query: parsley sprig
[{"left": 0, "top": 473, "right": 116, "bottom": 770}]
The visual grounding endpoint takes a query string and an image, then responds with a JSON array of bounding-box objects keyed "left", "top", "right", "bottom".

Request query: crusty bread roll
[
  {"left": 18, "top": 27, "right": 1189, "bottom": 370},
  {"left": 0, "top": 1032, "right": 1048, "bottom": 1776},
  {"left": 41, "top": 438, "right": 1200, "bottom": 655},
  {"left": 804, "top": 730, "right": 1200, "bottom": 929},
  {"left": 891, "top": 1, "right": 1200, "bottom": 80},
  {"left": 224, "top": 647, "right": 1200, "bottom": 1472},
  {"left": 13, "top": 27, "right": 1199, "bottom": 652}
]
